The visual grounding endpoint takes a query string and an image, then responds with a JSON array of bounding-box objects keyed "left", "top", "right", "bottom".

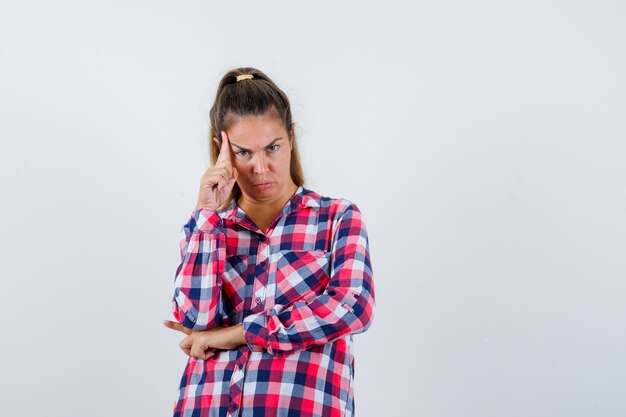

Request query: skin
[{"left": 164, "top": 112, "right": 299, "bottom": 360}]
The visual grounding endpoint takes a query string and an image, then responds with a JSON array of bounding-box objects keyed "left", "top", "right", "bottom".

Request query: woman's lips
[{"left": 255, "top": 182, "right": 273, "bottom": 190}]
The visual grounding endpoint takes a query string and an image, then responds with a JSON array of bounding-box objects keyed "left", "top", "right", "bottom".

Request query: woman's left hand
[{"left": 163, "top": 320, "right": 246, "bottom": 360}]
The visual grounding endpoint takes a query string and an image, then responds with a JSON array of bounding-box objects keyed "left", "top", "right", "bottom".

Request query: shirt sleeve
[
  {"left": 171, "top": 208, "right": 225, "bottom": 330},
  {"left": 242, "top": 202, "right": 376, "bottom": 358}
]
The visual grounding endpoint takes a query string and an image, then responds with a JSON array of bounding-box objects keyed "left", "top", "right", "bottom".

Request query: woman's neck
[{"left": 237, "top": 182, "right": 298, "bottom": 233}]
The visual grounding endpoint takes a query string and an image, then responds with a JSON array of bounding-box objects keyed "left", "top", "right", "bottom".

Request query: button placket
[
  {"left": 227, "top": 353, "right": 248, "bottom": 417},
  {"left": 252, "top": 237, "right": 271, "bottom": 309},
  {"left": 254, "top": 285, "right": 266, "bottom": 305}
]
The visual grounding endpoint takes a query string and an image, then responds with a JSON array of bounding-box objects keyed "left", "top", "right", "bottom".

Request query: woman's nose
[{"left": 252, "top": 154, "right": 268, "bottom": 174}]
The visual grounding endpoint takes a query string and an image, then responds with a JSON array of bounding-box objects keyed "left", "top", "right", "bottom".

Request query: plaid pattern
[{"left": 171, "top": 186, "right": 375, "bottom": 417}]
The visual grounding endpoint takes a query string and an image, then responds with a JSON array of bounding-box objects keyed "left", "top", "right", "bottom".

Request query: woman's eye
[
  {"left": 236, "top": 150, "right": 249, "bottom": 157},
  {"left": 267, "top": 145, "right": 279, "bottom": 152}
]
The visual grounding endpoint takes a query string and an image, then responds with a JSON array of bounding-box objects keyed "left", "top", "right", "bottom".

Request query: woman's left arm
[{"left": 242, "top": 202, "right": 376, "bottom": 358}]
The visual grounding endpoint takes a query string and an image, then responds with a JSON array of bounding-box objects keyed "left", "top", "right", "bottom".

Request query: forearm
[
  {"left": 230, "top": 323, "right": 246, "bottom": 348},
  {"left": 242, "top": 283, "right": 374, "bottom": 357},
  {"left": 191, "top": 323, "right": 247, "bottom": 350}
]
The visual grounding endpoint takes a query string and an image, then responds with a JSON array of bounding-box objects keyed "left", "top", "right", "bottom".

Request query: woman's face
[{"left": 225, "top": 113, "right": 296, "bottom": 204}]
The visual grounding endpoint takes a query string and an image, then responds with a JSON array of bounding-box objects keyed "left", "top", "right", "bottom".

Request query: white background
[{"left": 1, "top": 1, "right": 625, "bottom": 416}]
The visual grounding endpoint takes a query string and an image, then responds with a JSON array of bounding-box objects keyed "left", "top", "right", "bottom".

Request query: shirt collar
[{"left": 221, "top": 185, "right": 320, "bottom": 223}]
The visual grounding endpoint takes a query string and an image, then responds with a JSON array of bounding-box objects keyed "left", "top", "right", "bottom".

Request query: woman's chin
[{"left": 241, "top": 183, "right": 277, "bottom": 201}]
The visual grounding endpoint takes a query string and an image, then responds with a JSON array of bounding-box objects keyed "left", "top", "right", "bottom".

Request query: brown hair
[{"left": 208, "top": 67, "right": 305, "bottom": 206}]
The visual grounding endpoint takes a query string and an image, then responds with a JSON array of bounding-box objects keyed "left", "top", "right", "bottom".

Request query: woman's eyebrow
[
  {"left": 265, "top": 137, "right": 283, "bottom": 147},
  {"left": 230, "top": 137, "right": 283, "bottom": 152},
  {"left": 229, "top": 142, "right": 249, "bottom": 152}
]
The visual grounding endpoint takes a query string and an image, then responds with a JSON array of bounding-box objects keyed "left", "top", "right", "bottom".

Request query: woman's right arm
[
  {"left": 171, "top": 208, "right": 226, "bottom": 331},
  {"left": 171, "top": 131, "right": 237, "bottom": 331}
]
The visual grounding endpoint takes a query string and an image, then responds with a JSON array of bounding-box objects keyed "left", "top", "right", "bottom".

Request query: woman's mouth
[{"left": 255, "top": 182, "right": 273, "bottom": 190}]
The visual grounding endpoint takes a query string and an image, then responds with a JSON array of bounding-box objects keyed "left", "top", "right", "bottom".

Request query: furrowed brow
[
  {"left": 265, "top": 137, "right": 283, "bottom": 147},
  {"left": 230, "top": 137, "right": 283, "bottom": 152},
  {"left": 229, "top": 142, "right": 251, "bottom": 152}
]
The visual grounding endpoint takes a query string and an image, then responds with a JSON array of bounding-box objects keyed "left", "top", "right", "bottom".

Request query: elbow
[
  {"left": 171, "top": 294, "right": 219, "bottom": 331},
  {"left": 341, "top": 288, "right": 375, "bottom": 335},
  {"left": 351, "top": 304, "right": 375, "bottom": 335},
  {"left": 359, "top": 311, "right": 374, "bottom": 333},
  {"left": 172, "top": 305, "right": 218, "bottom": 331},
  {"left": 173, "top": 310, "right": 204, "bottom": 330},
  {"left": 171, "top": 304, "right": 205, "bottom": 331}
]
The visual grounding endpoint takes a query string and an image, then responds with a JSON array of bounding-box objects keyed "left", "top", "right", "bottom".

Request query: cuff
[{"left": 242, "top": 311, "right": 270, "bottom": 353}]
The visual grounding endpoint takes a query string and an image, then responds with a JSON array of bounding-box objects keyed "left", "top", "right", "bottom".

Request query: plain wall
[{"left": 1, "top": 1, "right": 625, "bottom": 416}]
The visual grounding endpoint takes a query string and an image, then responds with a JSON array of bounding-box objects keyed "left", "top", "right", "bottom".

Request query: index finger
[
  {"left": 163, "top": 320, "right": 192, "bottom": 335},
  {"left": 215, "top": 130, "right": 233, "bottom": 164}
]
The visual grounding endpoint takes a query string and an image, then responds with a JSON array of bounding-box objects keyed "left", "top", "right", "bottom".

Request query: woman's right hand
[{"left": 194, "top": 131, "right": 238, "bottom": 211}]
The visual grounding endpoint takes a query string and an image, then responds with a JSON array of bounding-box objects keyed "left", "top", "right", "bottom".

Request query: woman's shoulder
[{"left": 300, "top": 186, "right": 361, "bottom": 215}]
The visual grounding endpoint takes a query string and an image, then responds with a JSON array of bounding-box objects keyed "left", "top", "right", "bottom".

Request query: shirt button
[{"left": 256, "top": 297, "right": 262, "bottom": 304}]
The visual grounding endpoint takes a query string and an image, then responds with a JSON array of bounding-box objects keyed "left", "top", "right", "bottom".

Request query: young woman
[{"left": 163, "top": 67, "right": 375, "bottom": 417}]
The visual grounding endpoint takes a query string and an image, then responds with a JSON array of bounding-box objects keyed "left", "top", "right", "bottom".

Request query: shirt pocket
[
  {"left": 221, "top": 254, "right": 249, "bottom": 317},
  {"left": 274, "top": 250, "right": 332, "bottom": 306}
]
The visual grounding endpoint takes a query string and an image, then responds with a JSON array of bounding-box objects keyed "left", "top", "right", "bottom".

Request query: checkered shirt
[{"left": 171, "top": 186, "right": 375, "bottom": 417}]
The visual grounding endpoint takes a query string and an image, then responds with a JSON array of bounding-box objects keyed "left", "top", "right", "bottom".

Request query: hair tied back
[{"left": 236, "top": 74, "right": 254, "bottom": 82}]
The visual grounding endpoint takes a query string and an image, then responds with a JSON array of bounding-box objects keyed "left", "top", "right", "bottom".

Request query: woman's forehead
[{"left": 228, "top": 115, "right": 287, "bottom": 147}]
